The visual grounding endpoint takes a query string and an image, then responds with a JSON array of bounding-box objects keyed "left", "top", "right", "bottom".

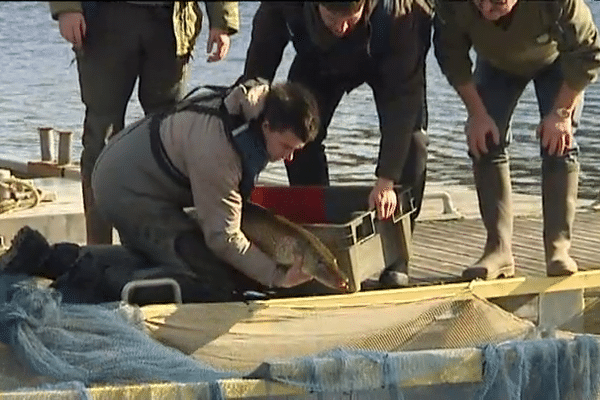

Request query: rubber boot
[
  {"left": 542, "top": 158, "right": 579, "bottom": 276},
  {"left": 0, "top": 226, "right": 81, "bottom": 279},
  {"left": 0, "top": 226, "right": 52, "bottom": 276},
  {"left": 82, "top": 174, "right": 113, "bottom": 245},
  {"left": 462, "top": 160, "right": 515, "bottom": 280}
]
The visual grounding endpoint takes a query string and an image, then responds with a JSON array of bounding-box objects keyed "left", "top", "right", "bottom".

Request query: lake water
[{"left": 2, "top": 1, "right": 600, "bottom": 198}]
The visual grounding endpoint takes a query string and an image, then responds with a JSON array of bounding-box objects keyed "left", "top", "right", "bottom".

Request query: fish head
[{"left": 309, "top": 257, "right": 354, "bottom": 293}]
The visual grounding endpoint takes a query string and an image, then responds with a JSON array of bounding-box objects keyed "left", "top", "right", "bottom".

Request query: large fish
[{"left": 241, "top": 201, "right": 352, "bottom": 293}]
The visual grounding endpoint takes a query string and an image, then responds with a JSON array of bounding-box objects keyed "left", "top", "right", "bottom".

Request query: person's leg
[
  {"left": 0, "top": 226, "right": 73, "bottom": 279},
  {"left": 377, "top": 128, "right": 428, "bottom": 287},
  {"left": 366, "top": 63, "right": 428, "bottom": 287},
  {"left": 76, "top": 3, "right": 143, "bottom": 244},
  {"left": 111, "top": 200, "right": 253, "bottom": 303},
  {"left": 137, "top": 4, "right": 189, "bottom": 115},
  {"left": 285, "top": 57, "right": 348, "bottom": 185},
  {"left": 462, "top": 59, "right": 529, "bottom": 280},
  {"left": 90, "top": 116, "right": 246, "bottom": 303},
  {"left": 533, "top": 60, "right": 581, "bottom": 276}
]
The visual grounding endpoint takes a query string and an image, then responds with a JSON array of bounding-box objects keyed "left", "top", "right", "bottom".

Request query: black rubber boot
[
  {"left": 379, "top": 261, "right": 409, "bottom": 288},
  {"left": 42, "top": 242, "right": 82, "bottom": 280},
  {"left": 0, "top": 226, "right": 52, "bottom": 276}
]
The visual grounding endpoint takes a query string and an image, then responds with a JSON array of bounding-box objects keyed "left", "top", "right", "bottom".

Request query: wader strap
[{"left": 149, "top": 113, "right": 191, "bottom": 189}]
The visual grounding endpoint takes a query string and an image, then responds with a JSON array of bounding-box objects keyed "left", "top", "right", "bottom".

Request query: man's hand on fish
[
  {"left": 369, "top": 177, "right": 397, "bottom": 220},
  {"left": 277, "top": 255, "right": 313, "bottom": 288}
]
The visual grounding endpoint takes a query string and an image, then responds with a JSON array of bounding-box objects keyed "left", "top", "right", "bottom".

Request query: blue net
[
  {"left": 260, "top": 336, "right": 600, "bottom": 399},
  {"left": 2, "top": 277, "right": 600, "bottom": 400},
  {"left": 0, "top": 279, "right": 240, "bottom": 388}
]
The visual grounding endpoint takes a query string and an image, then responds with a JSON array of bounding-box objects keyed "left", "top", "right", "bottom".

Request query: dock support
[
  {"left": 57, "top": 131, "right": 73, "bottom": 166},
  {"left": 37, "top": 127, "right": 55, "bottom": 162},
  {"left": 539, "top": 289, "right": 584, "bottom": 333}
]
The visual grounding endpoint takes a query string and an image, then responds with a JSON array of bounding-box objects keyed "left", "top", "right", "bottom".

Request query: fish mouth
[{"left": 313, "top": 262, "right": 353, "bottom": 293}]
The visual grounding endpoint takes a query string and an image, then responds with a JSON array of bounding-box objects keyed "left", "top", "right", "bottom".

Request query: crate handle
[
  {"left": 121, "top": 278, "right": 183, "bottom": 304},
  {"left": 353, "top": 211, "right": 376, "bottom": 244},
  {"left": 392, "top": 188, "right": 415, "bottom": 224}
]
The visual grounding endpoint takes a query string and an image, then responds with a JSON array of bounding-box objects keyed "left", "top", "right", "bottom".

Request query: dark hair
[
  {"left": 262, "top": 82, "right": 320, "bottom": 143},
  {"left": 318, "top": 0, "right": 366, "bottom": 15}
]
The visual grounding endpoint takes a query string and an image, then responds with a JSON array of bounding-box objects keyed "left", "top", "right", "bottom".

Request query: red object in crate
[{"left": 250, "top": 186, "right": 327, "bottom": 224}]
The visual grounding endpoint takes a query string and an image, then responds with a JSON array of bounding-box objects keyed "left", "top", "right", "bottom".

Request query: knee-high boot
[
  {"left": 0, "top": 226, "right": 80, "bottom": 279},
  {"left": 542, "top": 157, "right": 579, "bottom": 276},
  {"left": 463, "top": 159, "right": 515, "bottom": 280}
]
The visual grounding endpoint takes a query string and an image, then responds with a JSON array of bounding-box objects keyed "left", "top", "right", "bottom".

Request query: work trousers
[
  {"left": 472, "top": 57, "right": 580, "bottom": 164},
  {"left": 75, "top": 2, "right": 189, "bottom": 244},
  {"left": 77, "top": 2, "right": 188, "bottom": 181}
]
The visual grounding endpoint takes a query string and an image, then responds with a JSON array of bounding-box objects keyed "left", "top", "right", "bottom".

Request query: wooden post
[
  {"left": 57, "top": 130, "right": 73, "bottom": 166},
  {"left": 38, "top": 127, "right": 55, "bottom": 162},
  {"left": 0, "top": 168, "right": 11, "bottom": 201}
]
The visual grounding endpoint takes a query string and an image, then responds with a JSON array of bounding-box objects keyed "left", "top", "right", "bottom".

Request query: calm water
[{"left": 2, "top": 1, "right": 600, "bottom": 198}]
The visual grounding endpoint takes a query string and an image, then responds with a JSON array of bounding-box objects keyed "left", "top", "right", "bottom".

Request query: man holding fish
[{"left": 0, "top": 80, "right": 351, "bottom": 303}]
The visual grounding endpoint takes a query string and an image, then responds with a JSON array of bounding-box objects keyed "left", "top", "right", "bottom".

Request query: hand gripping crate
[{"left": 250, "top": 185, "right": 415, "bottom": 293}]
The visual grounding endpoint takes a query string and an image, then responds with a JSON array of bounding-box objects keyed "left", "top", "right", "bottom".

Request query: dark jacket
[
  {"left": 49, "top": 1, "right": 239, "bottom": 58},
  {"left": 242, "top": 0, "right": 433, "bottom": 182}
]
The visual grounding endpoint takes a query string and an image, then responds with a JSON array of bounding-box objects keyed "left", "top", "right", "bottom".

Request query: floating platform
[{"left": 2, "top": 158, "right": 600, "bottom": 398}]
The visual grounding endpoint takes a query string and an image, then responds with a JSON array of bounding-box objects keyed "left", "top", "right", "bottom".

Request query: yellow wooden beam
[
  {"left": 0, "top": 350, "right": 483, "bottom": 399},
  {"left": 263, "top": 270, "right": 600, "bottom": 308}
]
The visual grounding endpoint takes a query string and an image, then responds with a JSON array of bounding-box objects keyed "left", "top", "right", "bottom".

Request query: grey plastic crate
[{"left": 251, "top": 185, "right": 414, "bottom": 293}]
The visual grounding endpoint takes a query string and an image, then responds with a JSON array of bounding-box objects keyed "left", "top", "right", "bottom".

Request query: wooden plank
[
  {"left": 264, "top": 270, "right": 600, "bottom": 308},
  {"left": 410, "top": 211, "right": 600, "bottom": 281}
]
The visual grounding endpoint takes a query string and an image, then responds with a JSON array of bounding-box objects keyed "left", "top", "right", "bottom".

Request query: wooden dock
[
  {"left": 2, "top": 160, "right": 600, "bottom": 398},
  {"left": 1, "top": 158, "right": 600, "bottom": 332},
  {"left": 411, "top": 209, "right": 600, "bottom": 282},
  {"left": 1, "top": 157, "right": 599, "bottom": 281}
]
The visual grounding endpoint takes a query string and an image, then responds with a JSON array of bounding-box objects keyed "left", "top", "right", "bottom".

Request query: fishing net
[
  {"left": 256, "top": 335, "right": 600, "bottom": 399},
  {"left": 0, "top": 279, "right": 239, "bottom": 390},
  {"left": 143, "top": 290, "right": 539, "bottom": 374},
  {"left": 1, "top": 276, "right": 600, "bottom": 400}
]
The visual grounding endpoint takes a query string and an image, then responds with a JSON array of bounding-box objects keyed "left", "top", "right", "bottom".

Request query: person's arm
[
  {"left": 537, "top": 82, "right": 583, "bottom": 156},
  {"left": 49, "top": 1, "right": 82, "bottom": 20},
  {"left": 454, "top": 81, "right": 500, "bottom": 159},
  {"left": 241, "top": 2, "right": 292, "bottom": 82},
  {"left": 432, "top": 1, "right": 475, "bottom": 90},
  {"left": 184, "top": 112, "right": 308, "bottom": 288},
  {"left": 555, "top": 0, "right": 600, "bottom": 95},
  {"left": 49, "top": 2, "right": 86, "bottom": 49},
  {"left": 204, "top": 1, "right": 239, "bottom": 62},
  {"left": 433, "top": 1, "right": 499, "bottom": 159},
  {"left": 537, "top": 0, "right": 600, "bottom": 155},
  {"left": 369, "top": 6, "right": 431, "bottom": 219}
]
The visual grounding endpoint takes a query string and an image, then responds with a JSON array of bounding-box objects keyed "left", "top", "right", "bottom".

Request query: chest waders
[{"left": 148, "top": 85, "right": 269, "bottom": 200}]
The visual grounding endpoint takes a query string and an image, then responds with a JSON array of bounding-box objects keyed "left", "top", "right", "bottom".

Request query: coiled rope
[{"left": 0, "top": 177, "right": 42, "bottom": 215}]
